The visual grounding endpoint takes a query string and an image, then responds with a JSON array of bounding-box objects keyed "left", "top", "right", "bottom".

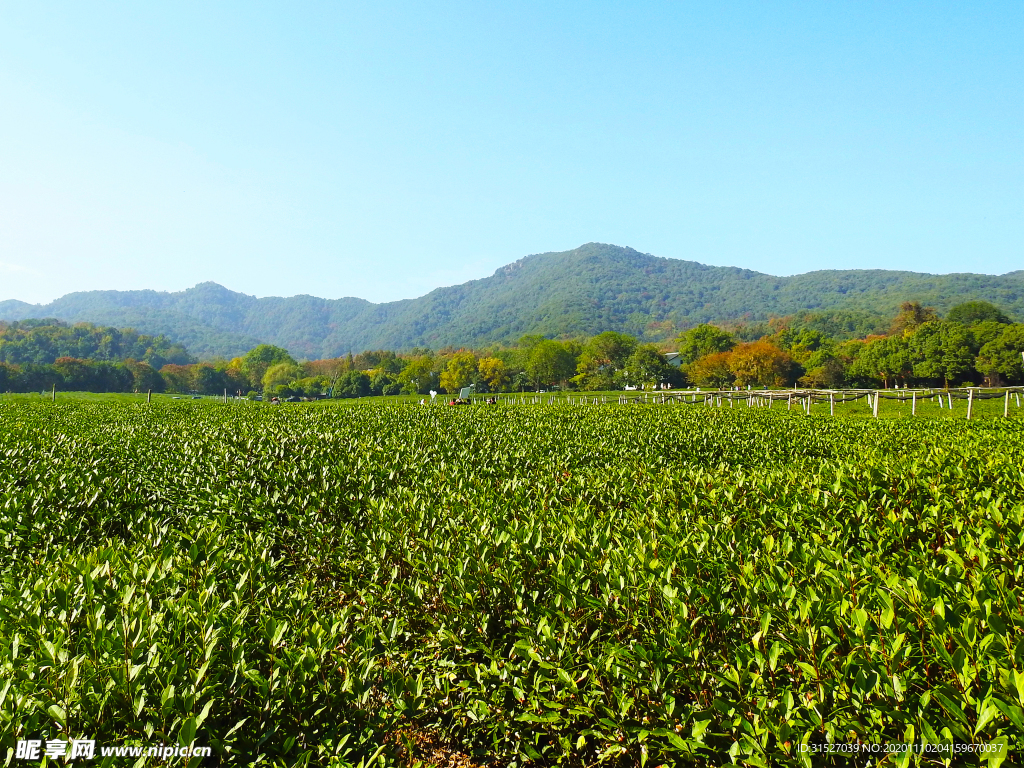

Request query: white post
[
  {"left": 873, "top": 391, "right": 879, "bottom": 418},
  {"left": 967, "top": 389, "right": 974, "bottom": 420},
  {"left": 912, "top": 391, "right": 916, "bottom": 416},
  {"left": 829, "top": 393, "right": 834, "bottom": 416},
  {"left": 1006, "top": 390, "right": 1010, "bottom": 418}
]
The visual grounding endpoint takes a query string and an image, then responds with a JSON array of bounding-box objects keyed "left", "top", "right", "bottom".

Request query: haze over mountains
[{"left": 2, "top": 244, "right": 1021, "bottom": 359}]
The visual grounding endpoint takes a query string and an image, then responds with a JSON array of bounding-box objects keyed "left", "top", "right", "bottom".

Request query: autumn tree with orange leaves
[{"left": 727, "top": 342, "right": 800, "bottom": 388}]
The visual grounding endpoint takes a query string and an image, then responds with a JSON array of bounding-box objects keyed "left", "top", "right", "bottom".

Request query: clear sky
[{"left": 1, "top": 2, "right": 1020, "bottom": 305}]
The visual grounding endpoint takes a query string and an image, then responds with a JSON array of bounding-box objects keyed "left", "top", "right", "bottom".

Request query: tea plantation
[{"left": 1, "top": 401, "right": 1023, "bottom": 766}]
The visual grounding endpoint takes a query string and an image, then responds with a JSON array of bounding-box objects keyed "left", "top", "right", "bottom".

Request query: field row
[{"left": 4, "top": 387, "right": 1024, "bottom": 421}]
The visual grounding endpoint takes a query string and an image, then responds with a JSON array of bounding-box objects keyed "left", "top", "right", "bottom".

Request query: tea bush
[{"left": 1, "top": 402, "right": 1022, "bottom": 766}]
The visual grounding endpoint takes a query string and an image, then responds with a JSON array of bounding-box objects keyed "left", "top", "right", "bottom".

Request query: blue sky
[{"left": 1, "top": 1, "right": 1020, "bottom": 305}]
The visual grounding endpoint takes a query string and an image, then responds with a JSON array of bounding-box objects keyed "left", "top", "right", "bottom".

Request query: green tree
[
  {"left": 192, "top": 363, "right": 227, "bottom": 394},
  {"left": 575, "top": 331, "right": 637, "bottom": 390},
  {"left": 517, "top": 334, "right": 547, "bottom": 351},
  {"left": 910, "top": 322, "right": 975, "bottom": 387},
  {"left": 527, "top": 340, "right": 575, "bottom": 390},
  {"left": 370, "top": 371, "right": 402, "bottom": 396},
  {"left": 971, "top": 320, "right": 1011, "bottom": 350},
  {"left": 977, "top": 324, "right": 1024, "bottom": 385},
  {"left": 799, "top": 358, "right": 846, "bottom": 389},
  {"left": 0, "top": 361, "right": 15, "bottom": 391},
  {"left": 676, "top": 325, "right": 735, "bottom": 365},
  {"left": 769, "top": 327, "right": 832, "bottom": 364},
  {"left": 946, "top": 301, "right": 1011, "bottom": 326},
  {"left": 797, "top": 350, "right": 845, "bottom": 389},
  {"left": 335, "top": 370, "right": 370, "bottom": 398},
  {"left": 242, "top": 345, "right": 296, "bottom": 390},
  {"left": 291, "top": 375, "right": 330, "bottom": 397},
  {"left": 263, "top": 362, "right": 302, "bottom": 391},
  {"left": 398, "top": 356, "right": 436, "bottom": 395},
  {"left": 619, "top": 345, "right": 669, "bottom": 390},
  {"left": 124, "top": 359, "right": 164, "bottom": 392},
  {"left": 849, "top": 336, "right": 913, "bottom": 388},
  {"left": 222, "top": 361, "right": 251, "bottom": 395},
  {"left": 159, "top": 364, "right": 192, "bottom": 394},
  {"left": 52, "top": 357, "right": 96, "bottom": 391}
]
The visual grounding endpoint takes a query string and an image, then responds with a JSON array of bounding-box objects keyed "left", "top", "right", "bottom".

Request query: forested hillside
[
  {"left": 0, "top": 320, "right": 193, "bottom": 367},
  {"left": 2, "top": 244, "right": 1021, "bottom": 358}
]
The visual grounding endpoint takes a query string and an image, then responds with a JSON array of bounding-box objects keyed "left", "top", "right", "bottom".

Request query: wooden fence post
[
  {"left": 51, "top": 384, "right": 56, "bottom": 402},
  {"left": 1006, "top": 390, "right": 1010, "bottom": 418},
  {"left": 147, "top": 389, "right": 152, "bottom": 403}
]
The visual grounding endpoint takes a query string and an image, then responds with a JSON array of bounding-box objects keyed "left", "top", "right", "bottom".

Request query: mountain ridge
[{"left": 2, "top": 243, "right": 1021, "bottom": 358}]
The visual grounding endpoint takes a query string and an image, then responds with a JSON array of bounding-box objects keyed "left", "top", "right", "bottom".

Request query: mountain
[{"left": 2, "top": 243, "right": 1022, "bottom": 359}]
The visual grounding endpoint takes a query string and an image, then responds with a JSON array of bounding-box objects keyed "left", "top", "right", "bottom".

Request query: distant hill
[{"left": 2, "top": 243, "right": 1021, "bottom": 358}]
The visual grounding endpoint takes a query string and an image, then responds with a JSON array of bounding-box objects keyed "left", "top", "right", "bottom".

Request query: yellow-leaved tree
[
  {"left": 478, "top": 357, "right": 509, "bottom": 392},
  {"left": 439, "top": 350, "right": 478, "bottom": 393}
]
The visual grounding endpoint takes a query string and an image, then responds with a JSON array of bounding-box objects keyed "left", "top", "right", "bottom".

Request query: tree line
[
  {"left": 238, "top": 300, "right": 1024, "bottom": 397},
  {"left": 681, "top": 300, "right": 1023, "bottom": 389},
  {"left": 1, "top": 301, "right": 1020, "bottom": 396},
  {"left": 237, "top": 334, "right": 684, "bottom": 399},
  {"left": 284, "top": 300, "right": 1022, "bottom": 397}
]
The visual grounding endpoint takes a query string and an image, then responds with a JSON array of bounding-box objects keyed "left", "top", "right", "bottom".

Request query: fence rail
[{"left": 477, "top": 386, "right": 1024, "bottom": 419}]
